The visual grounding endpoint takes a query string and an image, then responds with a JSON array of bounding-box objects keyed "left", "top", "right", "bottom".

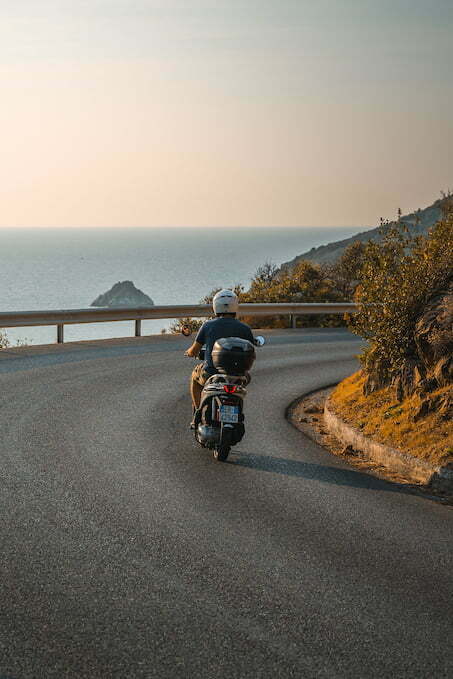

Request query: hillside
[{"left": 281, "top": 196, "right": 447, "bottom": 268}]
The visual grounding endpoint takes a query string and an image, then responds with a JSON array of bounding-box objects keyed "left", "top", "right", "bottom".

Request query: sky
[{"left": 0, "top": 0, "right": 452, "bottom": 227}]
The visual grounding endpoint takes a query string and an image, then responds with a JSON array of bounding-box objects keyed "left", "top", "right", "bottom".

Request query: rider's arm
[
  {"left": 246, "top": 326, "right": 255, "bottom": 344},
  {"left": 184, "top": 321, "right": 207, "bottom": 357},
  {"left": 184, "top": 341, "right": 202, "bottom": 357}
]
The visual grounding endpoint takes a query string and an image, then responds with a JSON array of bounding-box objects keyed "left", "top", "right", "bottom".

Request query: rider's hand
[{"left": 185, "top": 341, "right": 201, "bottom": 358}]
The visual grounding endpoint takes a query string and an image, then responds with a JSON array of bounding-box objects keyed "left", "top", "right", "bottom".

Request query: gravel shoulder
[{"left": 288, "top": 387, "right": 453, "bottom": 505}]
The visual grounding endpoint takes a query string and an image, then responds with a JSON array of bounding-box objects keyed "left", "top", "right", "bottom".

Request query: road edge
[{"left": 324, "top": 396, "right": 453, "bottom": 492}]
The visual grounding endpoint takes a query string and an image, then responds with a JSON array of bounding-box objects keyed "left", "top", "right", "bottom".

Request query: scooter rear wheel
[{"left": 213, "top": 445, "right": 230, "bottom": 462}]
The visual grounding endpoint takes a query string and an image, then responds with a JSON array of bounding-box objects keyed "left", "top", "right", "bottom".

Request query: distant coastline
[
  {"left": 0, "top": 226, "right": 361, "bottom": 345},
  {"left": 281, "top": 196, "right": 447, "bottom": 268}
]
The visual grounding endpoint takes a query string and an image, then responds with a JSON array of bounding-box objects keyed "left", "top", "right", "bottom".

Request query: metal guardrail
[{"left": 0, "top": 303, "right": 357, "bottom": 343}]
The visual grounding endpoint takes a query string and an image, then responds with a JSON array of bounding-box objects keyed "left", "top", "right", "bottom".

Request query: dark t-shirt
[{"left": 195, "top": 317, "right": 254, "bottom": 370}]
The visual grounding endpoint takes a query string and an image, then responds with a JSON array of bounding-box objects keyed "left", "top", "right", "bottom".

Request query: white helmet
[{"left": 212, "top": 289, "right": 239, "bottom": 315}]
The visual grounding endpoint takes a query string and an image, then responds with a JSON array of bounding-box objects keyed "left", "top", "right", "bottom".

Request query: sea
[{"left": 0, "top": 226, "right": 363, "bottom": 345}]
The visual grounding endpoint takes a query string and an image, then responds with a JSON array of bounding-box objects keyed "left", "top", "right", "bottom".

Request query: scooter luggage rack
[
  {"left": 206, "top": 374, "right": 247, "bottom": 385},
  {"left": 203, "top": 374, "right": 248, "bottom": 394}
]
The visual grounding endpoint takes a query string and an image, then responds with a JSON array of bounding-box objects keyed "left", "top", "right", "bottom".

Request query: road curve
[{"left": 0, "top": 329, "right": 451, "bottom": 678}]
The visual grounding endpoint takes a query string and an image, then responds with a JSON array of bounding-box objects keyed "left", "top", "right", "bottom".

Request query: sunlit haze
[{"left": 1, "top": 0, "right": 452, "bottom": 227}]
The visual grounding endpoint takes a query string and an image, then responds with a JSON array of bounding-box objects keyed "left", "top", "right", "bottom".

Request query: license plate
[{"left": 219, "top": 405, "right": 239, "bottom": 423}]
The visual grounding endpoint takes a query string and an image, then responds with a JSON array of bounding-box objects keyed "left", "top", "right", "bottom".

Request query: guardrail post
[
  {"left": 57, "top": 324, "right": 64, "bottom": 344},
  {"left": 291, "top": 315, "right": 297, "bottom": 329},
  {"left": 135, "top": 319, "right": 142, "bottom": 337}
]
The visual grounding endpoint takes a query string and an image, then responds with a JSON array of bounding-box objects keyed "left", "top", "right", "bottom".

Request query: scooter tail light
[{"left": 223, "top": 385, "right": 237, "bottom": 394}]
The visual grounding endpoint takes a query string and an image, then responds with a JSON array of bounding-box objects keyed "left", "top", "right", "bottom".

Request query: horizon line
[{"left": 0, "top": 224, "right": 372, "bottom": 230}]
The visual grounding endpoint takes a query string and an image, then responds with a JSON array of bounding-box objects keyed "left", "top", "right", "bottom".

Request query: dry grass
[{"left": 331, "top": 371, "right": 453, "bottom": 466}]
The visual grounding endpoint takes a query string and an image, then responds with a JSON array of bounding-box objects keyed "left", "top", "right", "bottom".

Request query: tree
[
  {"left": 169, "top": 317, "right": 204, "bottom": 335},
  {"left": 240, "top": 259, "right": 346, "bottom": 328},
  {"left": 350, "top": 207, "right": 453, "bottom": 390},
  {"left": 329, "top": 241, "right": 366, "bottom": 298}
]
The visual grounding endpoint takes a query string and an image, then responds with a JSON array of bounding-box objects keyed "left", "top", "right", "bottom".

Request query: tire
[{"left": 213, "top": 445, "right": 230, "bottom": 462}]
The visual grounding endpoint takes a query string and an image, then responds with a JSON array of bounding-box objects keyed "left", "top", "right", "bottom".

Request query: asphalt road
[{"left": 0, "top": 329, "right": 452, "bottom": 678}]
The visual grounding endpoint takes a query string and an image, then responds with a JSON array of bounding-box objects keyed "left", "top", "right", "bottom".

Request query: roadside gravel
[{"left": 288, "top": 388, "right": 453, "bottom": 505}]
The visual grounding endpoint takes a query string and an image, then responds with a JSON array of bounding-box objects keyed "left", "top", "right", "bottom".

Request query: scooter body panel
[{"left": 196, "top": 374, "right": 247, "bottom": 449}]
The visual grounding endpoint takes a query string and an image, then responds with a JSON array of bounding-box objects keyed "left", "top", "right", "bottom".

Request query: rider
[{"left": 184, "top": 289, "right": 254, "bottom": 425}]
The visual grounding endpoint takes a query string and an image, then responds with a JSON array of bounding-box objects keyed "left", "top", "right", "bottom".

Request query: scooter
[{"left": 187, "top": 334, "right": 265, "bottom": 462}]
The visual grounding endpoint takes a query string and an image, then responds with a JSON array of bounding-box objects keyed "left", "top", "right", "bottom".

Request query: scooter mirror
[
  {"left": 181, "top": 325, "right": 192, "bottom": 337},
  {"left": 254, "top": 335, "right": 265, "bottom": 347}
]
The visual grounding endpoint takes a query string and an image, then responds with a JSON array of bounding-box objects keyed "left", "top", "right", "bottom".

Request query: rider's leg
[
  {"left": 190, "top": 364, "right": 204, "bottom": 411},
  {"left": 190, "top": 377, "right": 203, "bottom": 410}
]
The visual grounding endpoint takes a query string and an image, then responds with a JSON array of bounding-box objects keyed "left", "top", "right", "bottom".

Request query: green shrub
[
  {"left": 0, "top": 330, "right": 9, "bottom": 349},
  {"left": 351, "top": 206, "right": 453, "bottom": 381},
  {"left": 240, "top": 259, "right": 349, "bottom": 328},
  {"left": 326, "top": 241, "right": 366, "bottom": 298},
  {"left": 169, "top": 317, "right": 204, "bottom": 335}
]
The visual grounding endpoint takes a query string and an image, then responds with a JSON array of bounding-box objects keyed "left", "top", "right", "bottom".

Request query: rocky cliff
[
  {"left": 281, "top": 196, "right": 447, "bottom": 268},
  {"left": 91, "top": 281, "right": 154, "bottom": 308}
]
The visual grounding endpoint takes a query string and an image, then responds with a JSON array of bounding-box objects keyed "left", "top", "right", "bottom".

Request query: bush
[
  {"left": 0, "top": 330, "right": 30, "bottom": 348},
  {"left": 351, "top": 205, "right": 453, "bottom": 387},
  {"left": 325, "top": 241, "right": 366, "bottom": 298},
  {"left": 169, "top": 317, "right": 204, "bottom": 335},
  {"left": 0, "top": 330, "right": 9, "bottom": 349},
  {"left": 240, "top": 259, "right": 349, "bottom": 328},
  {"left": 178, "top": 260, "right": 353, "bottom": 332}
]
